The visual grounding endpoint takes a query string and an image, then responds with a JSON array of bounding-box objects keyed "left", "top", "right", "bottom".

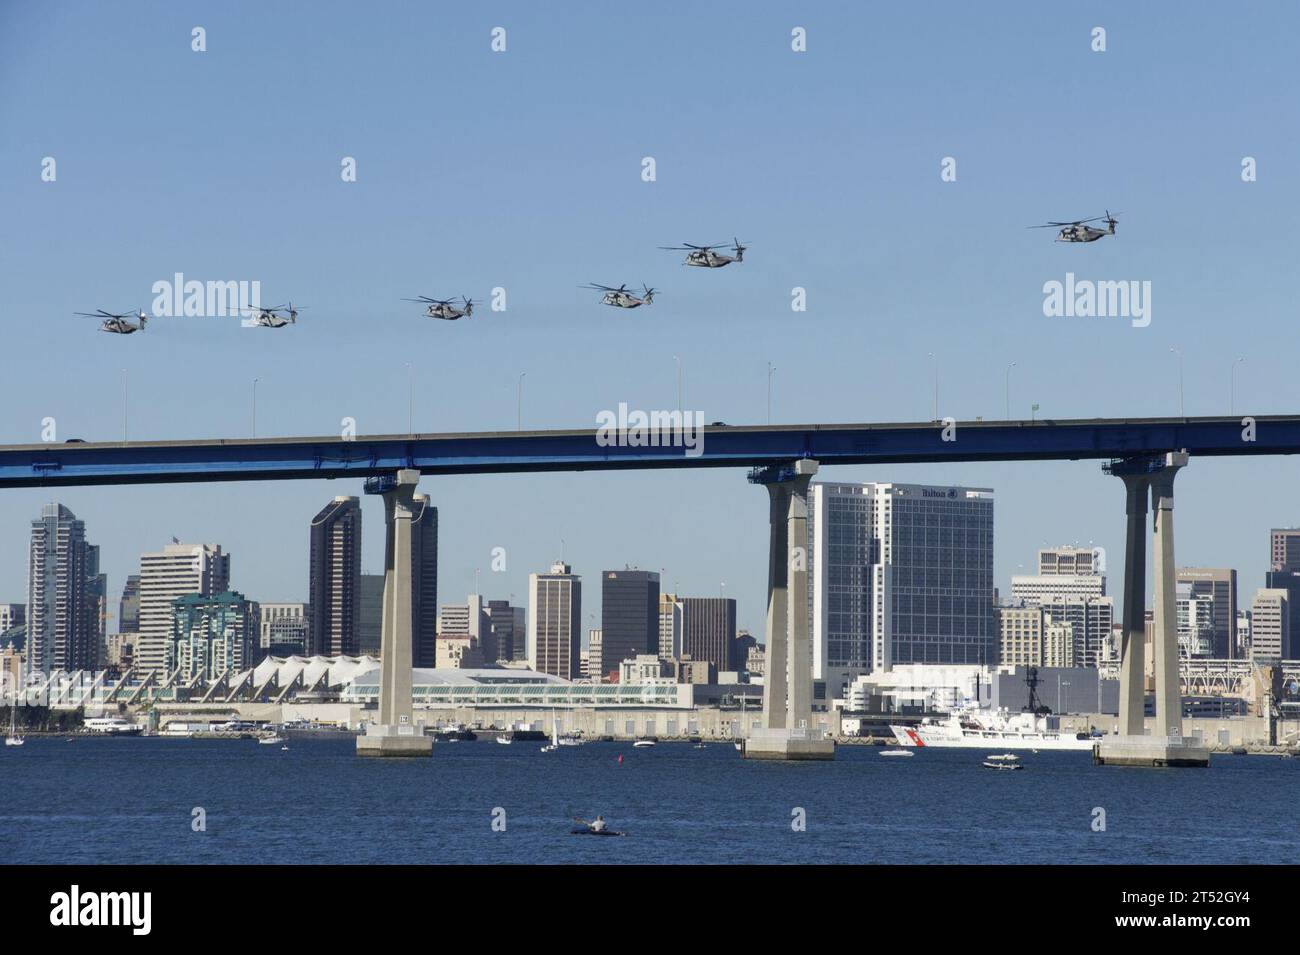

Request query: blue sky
[{"left": 1, "top": 1, "right": 1297, "bottom": 635}]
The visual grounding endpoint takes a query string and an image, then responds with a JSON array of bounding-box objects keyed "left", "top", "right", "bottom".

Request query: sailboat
[
  {"left": 541, "top": 714, "right": 558, "bottom": 753},
  {"left": 5, "top": 705, "right": 24, "bottom": 747}
]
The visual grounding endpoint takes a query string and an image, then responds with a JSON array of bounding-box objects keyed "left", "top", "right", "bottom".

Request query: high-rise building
[
  {"left": 137, "top": 543, "right": 230, "bottom": 674},
  {"left": 259, "top": 602, "right": 308, "bottom": 656},
  {"left": 1270, "top": 528, "right": 1300, "bottom": 572},
  {"left": 529, "top": 562, "right": 581, "bottom": 679},
  {"left": 0, "top": 604, "right": 24, "bottom": 636},
  {"left": 308, "top": 497, "right": 362, "bottom": 656},
  {"left": 1263, "top": 570, "right": 1300, "bottom": 659},
  {"left": 1250, "top": 588, "right": 1289, "bottom": 661},
  {"left": 1175, "top": 581, "right": 1216, "bottom": 658},
  {"left": 1010, "top": 574, "right": 1106, "bottom": 603},
  {"left": 85, "top": 544, "right": 107, "bottom": 667},
  {"left": 167, "top": 591, "right": 257, "bottom": 680},
  {"left": 1176, "top": 567, "right": 1237, "bottom": 658},
  {"left": 600, "top": 569, "right": 659, "bottom": 678},
  {"left": 587, "top": 628, "right": 602, "bottom": 682},
  {"left": 483, "top": 599, "right": 526, "bottom": 662},
  {"left": 679, "top": 596, "right": 737, "bottom": 672},
  {"left": 808, "top": 482, "right": 995, "bottom": 690},
  {"left": 358, "top": 574, "right": 385, "bottom": 656},
  {"left": 1035, "top": 595, "right": 1113, "bottom": 667},
  {"left": 1037, "top": 546, "right": 1100, "bottom": 576},
  {"left": 411, "top": 495, "right": 438, "bottom": 667},
  {"left": 119, "top": 575, "right": 140, "bottom": 632},
  {"left": 658, "top": 592, "right": 684, "bottom": 661},
  {"left": 27, "top": 504, "right": 98, "bottom": 674}
]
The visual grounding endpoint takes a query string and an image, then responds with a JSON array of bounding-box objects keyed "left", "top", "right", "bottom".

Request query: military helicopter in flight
[
  {"left": 241, "top": 302, "right": 302, "bottom": 328},
  {"left": 403, "top": 295, "right": 476, "bottom": 321},
  {"left": 75, "top": 308, "right": 149, "bottom": 334},
  {"left": 659, "top": 238, "right": 747, "bottom": 268},
  {"left": 1029, "top": 211, "right": 1119, "bottom": 243},
  {"left": 582, "top": 283, "right": 656, "bottom": 309}
]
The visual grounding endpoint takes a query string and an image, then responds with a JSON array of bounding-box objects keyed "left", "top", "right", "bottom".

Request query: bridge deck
[{"left": 0, "top": 415, "right": 1292, "bottom": 488}]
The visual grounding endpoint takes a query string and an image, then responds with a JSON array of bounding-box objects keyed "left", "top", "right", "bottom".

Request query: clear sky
[{"left": 1, "top": 1, "right": 1297, "bottom": 637}]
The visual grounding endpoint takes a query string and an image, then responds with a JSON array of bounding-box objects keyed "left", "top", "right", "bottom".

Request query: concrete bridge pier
[
  {"left": 357, "top": 469, "right": 432, "bottom": 757},
  {"left": 1096, "top": 451, "right": 1208, "bottom": 768},
  {"left": 743, "top": 459, "right": 834, "bottom": 761}
]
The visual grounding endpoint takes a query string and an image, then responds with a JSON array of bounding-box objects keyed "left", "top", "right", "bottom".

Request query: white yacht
[
  {"left": 83, "top": 716, "right": 143, "bottom": 736},
  {"left": 5, "top": 705, "right": 23, "bottom": 747}
]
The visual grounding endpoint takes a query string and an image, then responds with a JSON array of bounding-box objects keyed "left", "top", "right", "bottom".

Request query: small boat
[
  {"left": 733, "top": 740, "right": 743, "bottom": 752},
  {"left": 496, "top": 735, "right": 513, "bottom": 745},
  {"left": 258, "top": 734, "right": 285, "bottom": 745},
  {"left": 879, "top": 749, "right": 914, "bottom": 757},
  {"left": 632, "top": 738, "right": 656, "bottom": 748},
  {"left": 693, "top": 742, "right": 706, "bottom": 749},
  {"left": 570, "top": 827, "right": 626, "bottom": 837},
  {"left": 983, "top": 760, "right": 1024, "bottom": 770},
  {"left": 5, "top": 706, "right": 23, "bottom": 747},
  {"left": 985, "top": 753, "right": 1019, "bottom": 762},
  {"left": 280, "top": 744, "right": 289, "bottom": 751}
]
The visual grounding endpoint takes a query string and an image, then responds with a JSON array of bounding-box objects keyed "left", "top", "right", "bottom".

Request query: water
[{"left": 2, "top": 737, "right": 1297, "bottom": 864}]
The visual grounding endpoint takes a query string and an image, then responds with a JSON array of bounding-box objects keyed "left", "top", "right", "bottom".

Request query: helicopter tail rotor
[
  {"left": 732, "top": 237, "right": 747, "bottom": 261},
  {"left": 642, "top": 284, "right": 656, "bottom": 304},
  {"left": 1105, "top": 210, "right": 1118, "bottom": 234},
  {"left": 463, "top": 296, "right": 475, "bottom": 317},
  {"left": 138, "top": 310, "right": 148, "bottom": 329}
]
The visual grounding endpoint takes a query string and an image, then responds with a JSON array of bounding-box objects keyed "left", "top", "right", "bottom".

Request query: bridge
[
  {"left": 6, "top": 414, "right": 1290, "bottom": 763},
  {"left": 0, "top": 414, "right": 1293, "bottom": 488}
]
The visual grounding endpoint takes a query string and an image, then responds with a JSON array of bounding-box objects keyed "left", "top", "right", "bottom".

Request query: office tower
[
  {"left": 308, "top": 496, "right": 362, "bottom": 656},
  {"left": 1037, "top": 545, "right": 1100, "bottom": 576},
  {"left": 1175, "top": 581, "right": 1216, "bottom": 658},
  {"left": 137, "top": 543, "right": 230, "bottom": 674},
  {"left": 659, "top": 592, "right": 684, "bottom": 661},
  {"left": 84, "top": 544, "right": 107, "bottom": 667},
  {"left": 119, "top": 575, "right": 140, "bottom": 632},
  {"left": 1250, "top": 589, "right": 1289, "bottom": 661},
  {"left": 410, "top": 495, "right": 438, "bottom": 667},
  {"left": 1236, "top": 610, "right": 1252, "bottom": 657},
  {"left": 260, "top": 602, "right": 308, "bottom": 656},
  {"left": 600, "top": 569, "right": 660, "bottom": 678},
  {"left": 1263, "top": 570, "right": 1300, "bottom": 659},
  {"left": 808, "top": 482, "right": 995, "bottom": 687},
  {"left": 1270, "top": 528, "right": 1300, "bottom": 572},
  {"left": 1176, "top": 567, "right": 1237, "bottom": 658},
  {"left": 679, "top": 596, "right": 737, "bottom": 672},
  {"left": 734, "top": 628, "right": 757, "bottom": 671},
  {"left": 438, "top": 602, "right": 470, "bottom": 637},
  {"left": 358, "top": 574, "right": 385, "bottom": 656},
  {"left": 587, "top": 628, "right": 602, "bottom": 682},
  {"left": 1035, "top": 595, "right": 1113, "bottom": 667},
  {"left": 1010, "top": 573, "right": 1106, "bottom": 602},
  {"left": 999, "top": 605, "right": 1076, "bottom": 668},
  {"left": 529, "top": 562, "right": 581, "bottom": 679},
  {"left": 167, "top": 591, "right": 257, "bottom": 680},
  {"left": 483, "top": 599, "right": 526, "bottom": 662},
  {"left": 27, "top": 504, "right": 98, "bottom": 674}
]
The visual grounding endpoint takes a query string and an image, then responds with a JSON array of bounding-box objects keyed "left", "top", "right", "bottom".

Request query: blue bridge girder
[{"left": 0, "top": 415, "right": 1289, "bottom": 489}]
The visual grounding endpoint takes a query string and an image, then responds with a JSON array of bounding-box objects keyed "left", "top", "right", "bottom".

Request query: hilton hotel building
[{"left": 808, "top": 482, "right": 995, "bottom": 697}]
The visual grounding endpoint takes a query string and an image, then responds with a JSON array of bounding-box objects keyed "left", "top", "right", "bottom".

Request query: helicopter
[
  {"left": 1030, "top": 211, "right": 1119, "bottom": 243},
  {"left": 403, "top": 295, "right": 476, "bottom": 321},
  {"left": 241, "top": 302, "right": 302, "bottom": 328},
  {"left": 75, "top": 308, "right": 148, "bottom": 334},
  {"left": 659, "top": 238, "right": 747, "bottom": 268},
  {"left": 581, "top": 283, "right": 656, "bottom": 309}
]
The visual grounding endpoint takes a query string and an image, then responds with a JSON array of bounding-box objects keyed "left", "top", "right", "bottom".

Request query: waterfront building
[
  {"left": 620, "top": 653, "right": 673, "bottom": 685},
  {"left": 1175, "top": 582, "right": 1216, "bottom": 658},
  {"left": 601, "top": 569, "right": 659, "bottom": 678},
  {"left": 167, "top": 591, "right": 257, "bottom": 680},
  {"left": 529, "top": 562, "right": 581, "bottom": 679},
  {"left": 137, "top": 542, "right": 230, "bottom": 675},
  {"left": 410, "top": 494, "right": 439, "bottom": 667},
  {"left": 1176, "top": 567, "right": 1237, "bottom": 658},
  {"left": 357, "top": 574, "right": 384, "bottom": 656},
  {"left": 808, "top": 481, "right": 995, "bottom": 693},
  {"left": 28, "top": 504, "right": 99, "bottom": 675},
  {"left": 435, "top": 635, "right": 484, "bottom": 669},
  {"left": 1034, "top": 595, "right": 1113, "bottom": 668},
  {"left": 587, "top": 628, "right": 602, "bottom": 683},
  {"left": 308, "top": 496, "right": 362, "bottom": 656}
]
